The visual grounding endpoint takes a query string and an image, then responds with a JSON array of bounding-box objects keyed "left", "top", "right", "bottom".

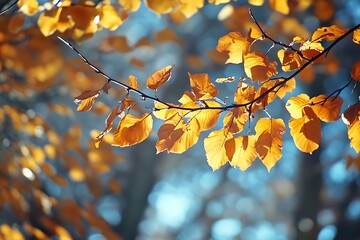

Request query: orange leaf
[
  {"left": 286, "top": 94, "right": 310, "bottom": 119},
  {"left": 348, "top": 120, "right": 360, "bottom": 153},
  {"left": 228, "top": 135, "right": 257, "bottom": 171},
  {"left": 276, "top": 78, "right": 296, "bottom": 99},
  {"left": 37, "top": 8, "right": 63, "bottom": 37},
  {"left": 269, "top": 0, "right": 289, "bottom": 14},
  {"left": 97, "top": 4, "right": 123, "bottom": 30},
  {"left": 187, "top": 101, "right": 221, "bottom": 131},
  {"left": 277, "top": 49, "right": 303, "bottom": 71},
  {"left": 119, "top": 0, "right": 141, "bottom": 11},
  {"left": 215, "top": 76, "right": 235, "bottom": 83},
  {"left": 223, "top": 107, "right": 249, "bottom": 134},
  {"left": 248, "top": 0, "right": 265, "bottom": 6},
  {"left": 95, "top": 104, "right": 120, "bottom": 148},
  {"left": 289, "top": 107, "right": 321, "bottom": 154},
  {"left": 351, "top": 60, "right": 360, "bottom": 82},
  {"left": 147, "top": 65, "right": 173, "bottom": 90},
  {"left": 112, "top": 114, "right": 153, "bottom": 147},
  {"left": 342, "top": 102, "right": 360, "bottom": 126},
  {"left": 204, "top": 129, "right": 234, "bottom": 171},
  {"left": 216, "top": 32, "right": 251, "bottom": 64},
  {"left": 244, "top": 52, "right": 278, "bottom": 83},
  {"left": 156, "top": 114, "right": 200, "bottom": 154},
  {"left": 255, "top": 118, "right": 285, "bottom": 171},
  {"left": 353, "top": 29, "right": 360, "bottom": 44},
  {"left": 18, "top": 0, "right": 39, "bottom": 15},
  {"left": 128, "top": 75, "right": 139, "bottom": 90},
  {"left": 188, "top": 73, "right": 218, "bottom": 100},
  {"left": 234, "top": 82, "right": 256, "bottom": 104},
  {"left": 311, "top": 25, "right": 348, "bottom": 42},
  {"left": 144, "top": 0, "right": 176, "bottom": 14},
  {"left": 75, "top": 91, "right": 99, "bottom": 112},
  {"left": 153, "top": 101, "right": 177, "bottom": 120},
  {"left": 310, "top": 95, "right": 343, "bottom": 122}
]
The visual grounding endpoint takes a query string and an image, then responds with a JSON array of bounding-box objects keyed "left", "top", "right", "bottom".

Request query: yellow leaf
[
  {"left": 244, "top": 52, "right": 278, "bottom": 83},
  {"left": 209, "top": 0, "right": 231, "bottom": 4},
  {"left": 129, "top": 75, "right": 139, "bottom": 90},
  {"left": 286, "top": 94, "right": 310, "bottom": 119},
  {"left": 156, "top": 114, "right": 200, "bottom": 153},
  {"left": 112, "top": 114, "right": 153, "bottom": 147},
  {"left": 98, "top": 4, "right": 123, "bottom": 31},
  {"left": 215, "top": 76, "right": 235, "bottom": 83},
  {"left": 234, "top": 82, "right": 256, "bottom": 104},
  {"left": 275, "top": 78, "right": 296, "bottom": 99},
  {"left": 311, "top": 25, "right": 348, "bottom": 42},
  {"left": 204, "top": 129, "right": 234, "bottom": 171},
  {"left": 353, "top": 29, "right": 360, "bottom": 44},
  {"left": 18, "top": 0, "right": 39, "bottom": 15},
  {"left": 277, "top": 49, "right": 303, "bottom": 71},
  {"left": 248, "top": 0, "right": 265, "bottom": 6},
  {"left": 216, "top": 32, "right": 251, "bottom": 64},
  {"left": 75, "top": 92, "right": 99, "bottom": 112},
  {"left": 351, "top": 60, "right": 360, "bottom": 82},
  {"left": 37, "top": 8, "right": 62, "bottom": 37},
  {"left": 187, "top": 101, "right": 221, "bottom": 131},
  {"left": 289, "top": 107, "right": 321, "bottom": 154},
  {"left": 255, "top": 118, "right": 285, "bottom": 171},
  {"left": 348, "top": 120, "right": 360, "bottom": 153},
  {"left": 95, "top": 104, "right": 120, "bottom": 148},
  {"left": 223, "top": 107, "right": 249, "bottom": 134},
  {"left": 153, "top": 101, "right": 177, "bottom": 120},
  {"left": 269, "top": 0, "right": 289, "bottom": 14},
  {"left": 310, "top": 95, "right": 343, "bottom": 122},
  {"left": 176, "top": 0, "right": 204, "bottom": 19},
  {"left": 188, "top": 73, "right": 218, "bottom": 100},
  {"left": 119, "top": 0, "right": 141, "bottom": 11},
  {"left": 228, "top": 135, "right": 257, "bottom": 171},
  {"left": 144, "top": 0, "right": 177, "bottom": 14},
  {"left": 147, "top": 65, "right": 173, "bottom": 90}
]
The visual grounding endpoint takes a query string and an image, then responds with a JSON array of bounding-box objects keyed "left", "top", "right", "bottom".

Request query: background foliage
[{"left": 1, "top": 0, "right": 360, "bottom": 239}]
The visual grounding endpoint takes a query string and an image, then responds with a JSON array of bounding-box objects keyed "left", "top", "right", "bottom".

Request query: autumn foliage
[{"left": 1, "top": 0, "right": 360, "bottom": 238}]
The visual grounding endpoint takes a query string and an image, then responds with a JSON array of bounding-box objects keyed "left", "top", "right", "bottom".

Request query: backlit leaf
[
  {"left": 310, "top": 95, "right": 343, "bottom": 122},
  {"left": 18, "top": 0, "right": 39, "bottom": 15},
  {"left": 153, "top": 101, "right": 177, "bottom": 120},
  {"left": 228, "top": 135, "right": 257, "bottom": 171},
  {"left": 215, "top": 76, "right": 235, "bottom": 83},
  {"left": 311, "top": 25, "right": 348, "bottom": 42},
  {"left": 244, "top": 52, "right": 278, "bottom": 83},
  {"left": 204, "top": 129, "right": 234, "bottom": 171},
  {"left": 255, "top": 118, "right": 285, "bottom": 171},
  {"left": 269, "top": 0, "right": 289, "bottom": 14},
  {"left": 234, "top": 82, "right": 256, "bottom": 104},
  {"left": 248, "top": 0, "right": 265, "bottom": 6},
  {"left": 119, "top": 0, "right": 141, "bottom": 11},
  {"left": 112, "top": 114, "right": 153, "bottom": 147},
  {"left": 156, "top": 114, "right": 200, "bottom": 153},
  {"left": 145, "top": 0, "right": 176, "bottom": 14},
  {"left": 348, "top": 120, "right": 360, "bottom": 153},
  {"left": 129, "top": 75, "right": 139, "bottom": 90},
  {"left": 353, "top": 29, "right": 360, "bottom": 44},
  {"left": 187, "top": 101, "right": 221, "bottom": 131},
  {"left": 275, "top": 78, "right": 296, "bottom": 99},
  {"left": 289, "top": 107, "right": 321, "bottom": 154},
  {"left": 37, "top": 8, "right": 63, "bottom": 37},
  {"left": 286, "top": 94, "right": 310, "bottom": 119},
  {"left": 147, "top": 65, "right": 173, "bottom": 90},
  {"left": 97, "top": 4, "right": 123, "bottom": 31},
  {"left": 189, "top": 73, "right": 218, "bottom": 100},
  {"left": 351, "top": 60, "right": 360, "bottom": 82},
  {"left": 277, "top": 49, "right": 303, "bottom": 71},
  {"left": 75, "top": 92, "right": 99, "bottom": 112},
  {"left": 223, "top": 107, "right": 249, "bottom": 134},
  {"left": 216, "top": 32, "right": 251, "bottom": 64},
  {"left": 95, "top": 104, "right": 120, "bottom": 148},
  {"left": 342, "top": 102, "right": 360, "bottom": 126}
]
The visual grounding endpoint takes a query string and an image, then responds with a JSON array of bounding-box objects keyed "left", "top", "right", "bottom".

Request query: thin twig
[{"left": 0, "top": 0, "right": 18, "bottom": 16}]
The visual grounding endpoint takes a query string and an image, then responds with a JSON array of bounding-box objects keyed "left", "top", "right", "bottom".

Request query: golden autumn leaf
[
  {"left": 128, "top": 75, "right": 139, "bottom": 90},
  {"left": 209, "top": 0, "right": 231, "bottom": 4},
  {"left": 187, "top": 101, "right": 221, "bottom": 131},
  {"left": 156, "top": 114, "right": 200, "bottom": 153},
  {"left": 353, "top": 29, "right": 360, "bottom": 44},
  {"left": 37, "top": 8, "right": 64, "bottom": 37},
  {"left": 311, "top": 25, "right": 348, "bottom": 42},
  {"left": 216, "top": 32, "right": 251, "bottom": 64},
  {"left": 188, "top": 73, "right": 218, "bottom": 100},
  {"left": 342, "top": 102, "right": 360, "bottom": 126},
  {"left": 152, "top": 101, "right": 177, "bottom": 120},
  {"left": 144, "top": 0, "right": 177, "bottom": 14},
  {"left": 275, "top": 78, "right": 296, "bottom": 99},
  {"left": 348, "top": 121, "right": 360, "bottom": 153},
  {"left": 234, "top": 82, "right": 256, "bottom": 104},
  {"left": 277, "top": 49, "right": 303, "bottom": 71},
  {"left": 112, "top": 113, "right": 153, "bottom": 147},
  {"left": 175, "top": 0, "right": 204, "bottom": 19},
  {"left": 119, "top": 0, "right": 141, "bottom": 11},
  {"left": 95, "top": 104, "right": 120, "bottom": 148},
  {"left": 75, "top": 91, "right": 100, "bottom": 112},
  {"left": 244, "top": 52, "right": 278, "bottom": 83},
  {"left": 215, "top": 76, "right": 235, "bottom": 83},
  {"left": 269, "top": 0, "right": 289, "bottom": 14},
  {"left": 248, "top": 0, "right": 265, "bottom": 6},
  {"left": 97, "top": 4, "right": 123, "bottom": 31},
  {"left": 147, "top": 65, "right": 173, "bottom": 90},
  {"left": 286, "top": 94, "right": 310, "bottom": 119},
  {"left": 310, "top": 95, "right": 343, "bottom": 122},
  {"left": 18, "top": 0, "right": 39, "bottom": 15},
  {"left": 223, "top": 107, "right": 249, "bottom": 134},
  {"left": 351, "top": 60, "right": 360, "bottom": 82},
  {"left": 228, "top": 135, "right": 257, "bottom": 171},
  {"left": 255, "top": 118, "right": 285, "bottom": 171},
  {"left": 289, "top": 107, "right": 321, "bottom": 154},
  {"left": 204, "top": 129, "right": 234, "bottom": 171}
]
